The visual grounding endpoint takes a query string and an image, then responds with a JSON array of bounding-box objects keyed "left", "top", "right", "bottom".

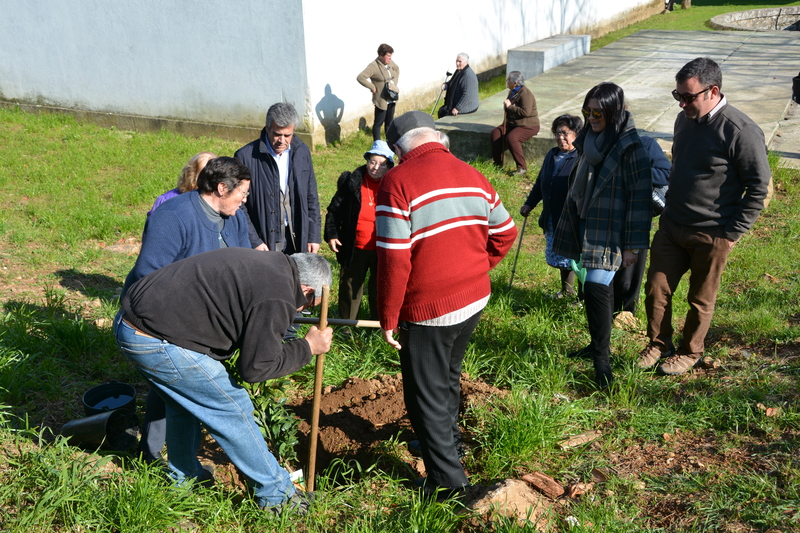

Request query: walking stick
[
  {"left": 430, "top": 71, "right": 453, "bottom": 117},
  {"left": 508, "top": 216, "right": 528, "bottom": 289},
  {"left": 306, "top": 284, "right": 330, "bottom": 492}
]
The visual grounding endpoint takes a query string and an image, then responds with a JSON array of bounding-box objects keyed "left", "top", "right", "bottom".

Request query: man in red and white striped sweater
[{"left": 377, "top": 111, "right": 517, "bottom": 497}]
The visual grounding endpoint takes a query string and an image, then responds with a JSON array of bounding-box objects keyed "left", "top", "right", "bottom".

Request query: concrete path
[{"left": 438, "top": 29, "right": 800, "bottom": 167}]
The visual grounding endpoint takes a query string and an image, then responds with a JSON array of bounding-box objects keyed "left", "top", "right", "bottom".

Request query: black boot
[{"left": 583, "top": 281, "right": 614, "bottom": 388}]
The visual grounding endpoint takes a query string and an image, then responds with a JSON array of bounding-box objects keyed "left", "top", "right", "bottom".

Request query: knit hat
[
  {"left": 386, "top": 111, "right": 435, "bottom": 148},
  {"left": 364, "top": 140, "right": 395, "bottom": 168}
]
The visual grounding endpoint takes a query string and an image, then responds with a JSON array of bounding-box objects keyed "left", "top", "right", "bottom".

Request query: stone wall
[{"left": 709, "top": 7, "right": 800, "bottom": 32}]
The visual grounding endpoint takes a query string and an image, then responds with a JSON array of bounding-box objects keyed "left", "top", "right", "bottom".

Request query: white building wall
[
  {"left": 302, "top": 0, "right": 658, "bottom": 133},
  {"left": 0, "top": 0, "right": 308, "bottom": 127},
  {"left": 0, "top": 0, "right": 657, "bottom": 138}
]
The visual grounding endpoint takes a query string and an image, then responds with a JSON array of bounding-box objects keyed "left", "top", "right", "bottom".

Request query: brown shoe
[
  {"left": 636, "top": 344, "right": 673, "bottom": 369},
  {"left": 658, "top": 353, "right": 701, "bottom": 375}
]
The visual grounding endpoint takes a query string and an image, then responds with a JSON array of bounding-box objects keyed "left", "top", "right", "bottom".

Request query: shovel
[{"left": 306, "top": 284, "right": 330, "bottom": 492}]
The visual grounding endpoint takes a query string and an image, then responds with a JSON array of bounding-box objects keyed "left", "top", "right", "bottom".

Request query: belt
[{"left": 123, "top": 318, "right": 157, "bottom": 339}]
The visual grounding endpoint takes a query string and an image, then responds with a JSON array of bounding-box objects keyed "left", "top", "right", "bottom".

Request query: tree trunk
[{"left": 682, "top": 0, "right": 692, "bottom": 8}]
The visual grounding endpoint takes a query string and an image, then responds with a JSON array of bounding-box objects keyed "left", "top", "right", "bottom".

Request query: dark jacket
[
  {"left": 324, "top": 165, "right": 368, "bottom": 269},
  {"left": 665, "top": 101, "right": 770, "bottom": 241},
  {"left": 235, "top": 131, "right": 321, "bottom": 252},
  {"left": 640, "top": 135, "right": 671, "bottom": 187},
  {"left": 442, "top": 65, "right": 479, "bottom": 115},
  {"left": 122, "top": 190, "right": 250, "bottom": 296},
  {"left": 505, "top": 85, "right": 539, "bottom": 130},
  {"left": 122, "top": 248, "right": 310, "bottom": 384},
  {"left": 553, "top": 112, "right": 652, "bottom": 271},
  {"left": 523, "top": 147, "right": 577, "bottom": 231}
]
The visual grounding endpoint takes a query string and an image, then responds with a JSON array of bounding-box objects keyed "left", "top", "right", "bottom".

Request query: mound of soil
[
  {"left": 196, "top": 373, "right": 506, "bottom": 491},
  {"left": 289, "top": 374, "right": 506, "bottom": 477}
]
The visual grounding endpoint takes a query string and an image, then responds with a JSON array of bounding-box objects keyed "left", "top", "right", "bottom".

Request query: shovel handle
[{"left": 306, "top": 285, "right": 330, "bottom": 492}]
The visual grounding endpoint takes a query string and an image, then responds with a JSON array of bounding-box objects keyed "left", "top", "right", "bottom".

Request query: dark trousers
[
  {"left": 490, "top": 124, "right": 539, "bottom": 170},
  {"left": 399, "top": 311, "right": 482, "bottom": 490},
  {"left": 613, "top": 249, "right": 648, "bottom": 314},
  {"left": 645, "top": 216, "right": 732, "bottom": 356},
  {"left": 337, "top": 248, "right": 378, "bottom": 321},
  {"left": 373, "top": 103, "right": 396, "bottom": 141},
  {"left": 139, "top": 388, "right": 167, "bottom": 461}
]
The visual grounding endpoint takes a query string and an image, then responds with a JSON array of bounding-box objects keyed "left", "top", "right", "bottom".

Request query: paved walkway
[{"left": 438, "top": 29, "right": 800, "bottom": 168}]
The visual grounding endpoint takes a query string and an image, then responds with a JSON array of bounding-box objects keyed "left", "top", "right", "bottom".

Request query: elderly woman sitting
[{"left": 490, "top": 70, "right": 540, "bottom": 175}]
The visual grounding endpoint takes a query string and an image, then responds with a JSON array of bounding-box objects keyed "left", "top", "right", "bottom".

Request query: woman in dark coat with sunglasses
[{"left": 553, "top": 82, "right": 652, "bottom": 388}]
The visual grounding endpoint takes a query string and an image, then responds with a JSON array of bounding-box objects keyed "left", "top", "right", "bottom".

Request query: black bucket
[
  {"left": 61, "top": 410, "right": 139, "bottom": 451},
  {"left": 82, "top": 380, "right": 136, "bottom": 416}
]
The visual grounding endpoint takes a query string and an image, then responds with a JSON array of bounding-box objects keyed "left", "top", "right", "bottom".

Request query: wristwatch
[{"left": 626, "top": 249, "right": 640, "bottom": 254}]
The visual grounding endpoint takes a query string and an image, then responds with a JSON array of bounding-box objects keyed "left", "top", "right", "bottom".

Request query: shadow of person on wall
[{"left": 315, "top": 84, "right": 345, "bottom": 145}]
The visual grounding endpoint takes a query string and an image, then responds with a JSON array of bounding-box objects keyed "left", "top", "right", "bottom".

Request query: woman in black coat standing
[{"left": 324, "top": 141, "right": 395, "bottom": 320}]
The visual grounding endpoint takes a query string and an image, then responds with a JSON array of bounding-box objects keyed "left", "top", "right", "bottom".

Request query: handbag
[{"left": 379, "top": 60, "right": 399, "bottom": 102}]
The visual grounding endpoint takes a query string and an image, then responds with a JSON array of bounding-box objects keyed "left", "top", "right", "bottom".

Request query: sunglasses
[
  {"left": 581, "top": 108, "right": 603, "bottom": 120},
  {"left": 672, "top": 86, "right": 712, "bottom": 104}
]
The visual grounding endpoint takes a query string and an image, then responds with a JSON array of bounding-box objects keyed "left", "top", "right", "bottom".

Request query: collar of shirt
[
  {"left": 265, "top": 140, "right": 291, "bottom": 193},
  {"left": 698, "top": 94, "right": 727, "bottom": 124}
]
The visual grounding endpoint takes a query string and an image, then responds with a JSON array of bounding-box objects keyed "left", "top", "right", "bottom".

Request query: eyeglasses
[
  {"left": 554, "top": 130, "right": 573, "bottom": 138},
  {"left": 581, "top": 108, "right": 603, "bottom": 120},
  {"left": 672, "top": 86, "right": 712, "bottom": 104},
  {"left": 238, "top": 189, "right": 250, "bottom": 199}
]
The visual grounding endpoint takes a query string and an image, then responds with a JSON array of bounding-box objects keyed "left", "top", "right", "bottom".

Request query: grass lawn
[{"left": 0, "top": 2, "right": 799, "bottom": 531}]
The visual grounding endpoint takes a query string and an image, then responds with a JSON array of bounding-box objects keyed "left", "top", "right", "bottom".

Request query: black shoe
[
  {"left": 263, "top": 491, "right": 316, "bottom": 516},
  {"left": 566, "top": 346, "right": 594, "bottom": 359}
]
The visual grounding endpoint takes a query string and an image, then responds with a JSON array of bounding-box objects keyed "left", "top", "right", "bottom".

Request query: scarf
[{"left": 572, "top": 127, "right": 612, "bottom": 218}]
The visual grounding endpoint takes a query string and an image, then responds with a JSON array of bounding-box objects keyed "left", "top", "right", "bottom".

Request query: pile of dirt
[{"left": 288, "top": 374, "right": 507, "bottom": 477}]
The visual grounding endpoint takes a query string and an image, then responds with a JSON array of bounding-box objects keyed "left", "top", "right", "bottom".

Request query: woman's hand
[
  {"left": 504, "top": 99, "right": 512, "bottom": 108},
  {"left": 520, "top": 205, "right": 532, "bottom": 217},
  {"left": 328, "top": 239, "right": 341, "bottom": 252},
  {"left": 622, "top": 250, "right": 639, "bottom": 268}
]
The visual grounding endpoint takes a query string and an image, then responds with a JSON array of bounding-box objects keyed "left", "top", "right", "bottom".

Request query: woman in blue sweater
[{"left": 122, "top": 156, "right": 253, "bottom": 464}]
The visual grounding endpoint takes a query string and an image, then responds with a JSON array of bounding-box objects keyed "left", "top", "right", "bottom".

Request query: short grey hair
[
  {"left": 291, "top": 253, "right": 332, "bottom": 296},
  {"left": 457, "top": 53, "right": 469, "bottom": 62},
  {"left": 396, "top": 127, "right": 438, "bottom": 154},
  {"left": 266, "top": 102, "right": 299, "bottom": 129},
  {"left": 507, "top": 70, "right": 525, "bottom": 87}
]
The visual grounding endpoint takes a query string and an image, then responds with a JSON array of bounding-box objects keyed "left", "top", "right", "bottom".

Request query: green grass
[{"left": 1, "top": 1, "right": 799, "bottom": 530}]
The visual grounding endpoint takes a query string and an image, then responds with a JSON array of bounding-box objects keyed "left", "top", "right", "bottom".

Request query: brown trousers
[
  {"left": 644, "top": 216, "right": 732, "bottom": 356},
  {"left": 490, "top": 124, "right": 539, "bottom": 170}
]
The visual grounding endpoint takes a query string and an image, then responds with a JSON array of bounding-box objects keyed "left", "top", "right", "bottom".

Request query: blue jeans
[
  {"left": 113, "top": 311, "right": 294, "bottom": 507},
  {"left": 585, "top": 268, "right": 616, "bottom": 286}
]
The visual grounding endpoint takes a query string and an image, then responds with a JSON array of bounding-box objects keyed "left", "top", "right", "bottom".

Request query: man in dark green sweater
[
  {"left": 638, "top": 57, "right": 771, "bottom": 375},
  {"left": 115, "top": 248, "right": 332, "bottom": 512}
]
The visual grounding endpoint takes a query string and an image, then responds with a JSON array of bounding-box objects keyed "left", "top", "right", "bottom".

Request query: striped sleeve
[{"left": 376, "top": 190, "right": 412, "bottom": 331}]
